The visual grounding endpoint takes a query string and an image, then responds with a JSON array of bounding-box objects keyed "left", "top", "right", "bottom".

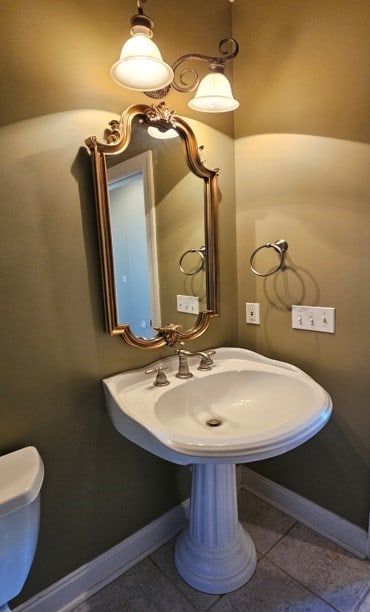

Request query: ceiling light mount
[{"left": 129, "top": 0, "right": 154, "bottom": 34}]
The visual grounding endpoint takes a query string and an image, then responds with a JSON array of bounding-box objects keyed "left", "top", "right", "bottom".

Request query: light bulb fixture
[
  {"left": 111, "top": 1, "right": 239, "bottom": 113},
  {"left": 111, "top": 0, "right": 174, "bottom": 92},
  {"left": 188, "top": 63, "right": 239, "bottom": 113},
  {"left": 146, "top": 37, "right": 240, "bottom": 113}
]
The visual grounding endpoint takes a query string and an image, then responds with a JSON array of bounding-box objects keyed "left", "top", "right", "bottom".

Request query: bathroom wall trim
[
  {"left": 14, "top": 500, "right": 189, "bottom": 612},
  {"left": 14, "top": 470, "right": 368, "bottom": 612},
  {"left": 242, "top": 467, "right": 369, "bottom": 559}
]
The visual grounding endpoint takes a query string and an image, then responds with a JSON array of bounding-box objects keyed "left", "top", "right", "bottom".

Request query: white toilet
[{"left": 0, "top": 446, "right": 44, "bottom": 611}]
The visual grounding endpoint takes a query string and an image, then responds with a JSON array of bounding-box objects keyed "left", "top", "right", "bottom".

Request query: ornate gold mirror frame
[{"left": 85, "top": 103, "right": 219, "bottom": 349}]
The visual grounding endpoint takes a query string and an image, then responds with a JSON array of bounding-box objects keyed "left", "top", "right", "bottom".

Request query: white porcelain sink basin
[
  {"left": 104, "top": 347, "right": 332, "bottom": 465},
  {"left": 104, "top": 347, "right": 333, "bottom": 594}
]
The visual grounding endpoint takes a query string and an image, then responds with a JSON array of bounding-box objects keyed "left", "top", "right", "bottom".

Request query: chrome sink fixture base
[{"left": 103, "top": 347, "right": 332, "bottom": 593}]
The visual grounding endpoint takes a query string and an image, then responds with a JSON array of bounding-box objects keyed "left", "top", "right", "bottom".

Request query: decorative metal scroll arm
[{"left": 171, "top": 38, "right": 239, "bottom": 93}]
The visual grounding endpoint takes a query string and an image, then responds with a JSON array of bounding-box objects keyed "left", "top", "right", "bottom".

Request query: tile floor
[{"left": 72, "top": 490, "right": 370, "bottom": 612}]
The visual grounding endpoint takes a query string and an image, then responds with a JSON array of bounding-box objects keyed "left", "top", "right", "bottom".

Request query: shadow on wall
[
  {"left": 235, "top": 133, "right": 370, "bottom": 529},
  {"left": 247, "top": 250, "right": 320, "bottom": 312},
  {"left": 250, "top": 407, "right": 370, "bottom": 529},
  {"left": 236, "top": 133, "right": 370, "bottom": 326}
]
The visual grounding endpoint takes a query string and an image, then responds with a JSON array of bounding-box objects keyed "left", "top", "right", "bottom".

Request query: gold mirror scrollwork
[{"left": 85, "top": 103, "right": 219, "bottom": 349}]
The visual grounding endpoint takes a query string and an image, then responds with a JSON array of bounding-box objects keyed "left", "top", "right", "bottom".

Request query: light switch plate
[
  {"left": 292, "top": 305, "right": 335, "bottom": 333},
  {"left": 246, "top": 302, "right": 260, "bottom": 325},
  {"left": 177, "top": 294, "right": 200, "bottom": 315}
]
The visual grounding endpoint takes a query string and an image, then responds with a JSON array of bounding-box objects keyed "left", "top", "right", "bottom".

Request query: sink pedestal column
[{"left": 175, "top": 463, "right": 256, "bottom": 594}]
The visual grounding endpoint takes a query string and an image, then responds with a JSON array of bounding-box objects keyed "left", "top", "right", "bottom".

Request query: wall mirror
[{"left": 85, "top": 103, "right": 219, "bottom": 349}]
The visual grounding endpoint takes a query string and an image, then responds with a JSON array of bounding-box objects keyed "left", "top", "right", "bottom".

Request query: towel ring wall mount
[
  {"left": 249, "top": 239, "right": 288, "bottom": 277},
  {"left": 179, "top": 246, "right": 206, "bottom": 276}
]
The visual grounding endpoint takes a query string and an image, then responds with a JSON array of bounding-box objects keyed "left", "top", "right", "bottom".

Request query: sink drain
[{"left": 206, "top": 418, "right": 223, "bottom": 427}]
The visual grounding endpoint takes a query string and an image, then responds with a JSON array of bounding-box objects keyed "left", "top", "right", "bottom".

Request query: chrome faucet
[{"left": 175, "top": 343, "right": 215, "bottom": 379}]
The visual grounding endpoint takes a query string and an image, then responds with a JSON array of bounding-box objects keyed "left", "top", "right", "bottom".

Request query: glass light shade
[
  {"left": 188, "top": 71, "right": 239, "bottom": 113},
  {"left": 111, "top": 33, "right": 174, "bottom": 91}
]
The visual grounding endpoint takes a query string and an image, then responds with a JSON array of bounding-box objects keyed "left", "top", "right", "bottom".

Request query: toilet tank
[{"left": 0, "top": 446, "right": 44, "bottom": 606}]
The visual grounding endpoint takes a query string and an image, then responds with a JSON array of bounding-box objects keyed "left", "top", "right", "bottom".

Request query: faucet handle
[
  {"left": 197, "top": 350, "right": 216, "bottom": 371},
  {"left": 145, "top": 365, "right": 170, "bottom": 387}
]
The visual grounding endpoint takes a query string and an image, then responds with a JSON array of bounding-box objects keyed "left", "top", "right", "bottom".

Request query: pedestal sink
[{"left": 103, "top": 347, "right": 332, "bottom": 594}]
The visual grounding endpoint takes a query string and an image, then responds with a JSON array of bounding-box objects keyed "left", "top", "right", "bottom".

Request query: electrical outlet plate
[
  {"left": 292, "top": 305, "right": 335, "bottom": 333},
  {"left": 177, "top": 294, "right": 200, "bottom": 315},
  {"left": 246, "top": 302, "right": 260, "bottom": 325}
]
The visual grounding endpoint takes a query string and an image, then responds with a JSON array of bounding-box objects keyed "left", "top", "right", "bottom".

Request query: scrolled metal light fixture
[{"left": 111, "top": 0, "right": 239, "bottom": 113}]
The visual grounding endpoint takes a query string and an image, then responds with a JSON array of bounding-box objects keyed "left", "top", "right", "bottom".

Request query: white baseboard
[
  {"left": 14, "top": 467, "right": 242, "bottom": 612},
  {"left": 241, "top": 466, "right": 369, "bottom": 559},
  {"left": 14, "top": 469, "right": 368, "bottom": 611},
  {"left": 14, "top": 500, "right": 189, "bottom": 612}
]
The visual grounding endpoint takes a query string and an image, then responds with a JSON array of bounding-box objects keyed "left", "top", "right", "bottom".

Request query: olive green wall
[
  {"left": 2, "top": 0, "right": 369, "bottom": 606},
  {"left": 233, "top": 0, "right": 370, "bottom": 529},
  {"left": 0, "top": 0, "right": 237, "bottom": 605}
]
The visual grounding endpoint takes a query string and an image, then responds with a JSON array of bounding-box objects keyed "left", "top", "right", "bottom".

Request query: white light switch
[
  {"left": 292, "top": 305, "right": 335, "bottom": 333},
  {"left": 246, "top": 302, "right": 260, "bottom": 325}
]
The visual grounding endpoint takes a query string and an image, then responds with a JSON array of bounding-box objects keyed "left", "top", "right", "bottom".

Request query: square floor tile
[
  {"left": 150, "top": 538, "right": 220, "bottom": 611},
  {"left": 238, "top": 489, "right": 296, "bottom": 555},
  {"left": 71, "top": 557, "right": 195, "bottom": 612},
  {"left": 211, "top": 557, "right": 335, "bottom": 611},
  {"left": 266, "top": 523, "right": 370, "bottom": 612}
]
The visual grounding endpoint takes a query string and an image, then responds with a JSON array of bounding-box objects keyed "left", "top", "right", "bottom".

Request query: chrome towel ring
[
  {"left": 179, "top": 246, "right": 206, "bottom": 276},
  {"left": 249, "top": 239, "right": 288, "bottom": 277}
]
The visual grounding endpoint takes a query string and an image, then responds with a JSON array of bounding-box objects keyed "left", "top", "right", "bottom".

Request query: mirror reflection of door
[{"left": 107, "top": 151, "right": 161, "bottom": 338}]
